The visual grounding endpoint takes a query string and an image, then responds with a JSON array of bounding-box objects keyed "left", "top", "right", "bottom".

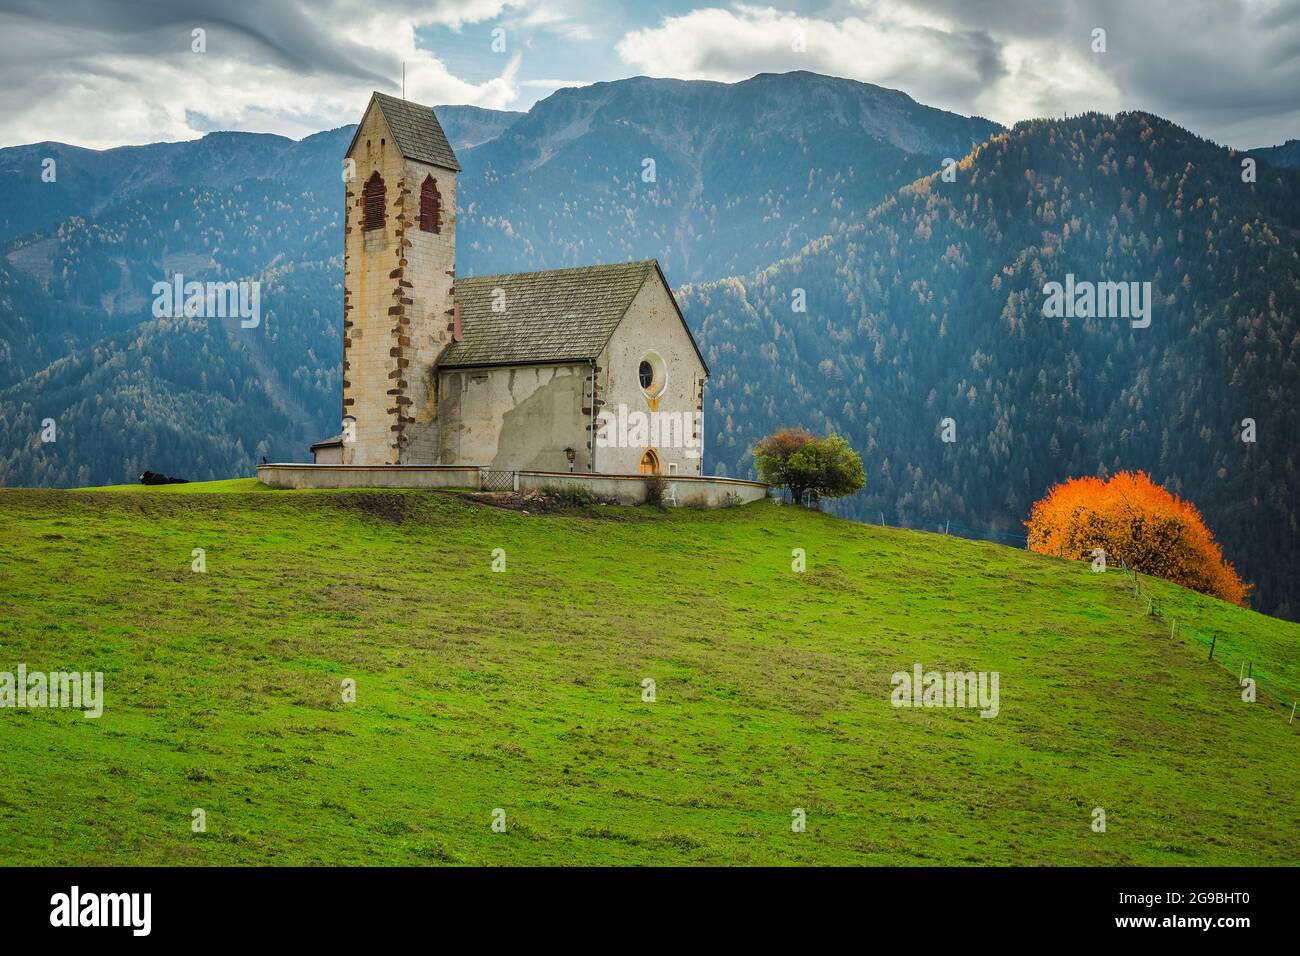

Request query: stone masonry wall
[
  {"left": 341, "top": 103, "right": 457, "bottom": 465},
  {"left": 397, "top": 155, "right": 457, "bottom": 463},
  {"left": 342, "top": 105, "right": 405, "bottom": 464}
]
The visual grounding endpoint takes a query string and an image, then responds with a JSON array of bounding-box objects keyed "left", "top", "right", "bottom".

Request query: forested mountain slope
[
  {"left": 684, "top": 111, "right": 1300, "bottom": 617},
  {"left": 1, "top": 79, "right": 1297, "bottom": 619},
  {"left": 0, "top": 72, "right": 997, "bottom": 490}
]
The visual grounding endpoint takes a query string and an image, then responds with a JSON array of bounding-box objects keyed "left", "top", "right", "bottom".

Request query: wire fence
[
  {"left": 775, "top": 491, "right": 1297, "bottom": 729},
  {"left": 1116, "top": 557, "right": 1298, "bottom": 726}
]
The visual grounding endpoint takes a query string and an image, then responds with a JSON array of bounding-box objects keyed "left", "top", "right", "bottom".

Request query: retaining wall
[
  {"left": 257, "top": 464, "right": 482, "bottom": 490},
  {"left": 256, "top": 463, "right": 767, "bottom": 507}
]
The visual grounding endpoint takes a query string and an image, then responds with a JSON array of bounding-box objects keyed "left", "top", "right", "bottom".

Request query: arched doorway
[{"left": 639, "top": 448, "right": 661, "bottom": 475}]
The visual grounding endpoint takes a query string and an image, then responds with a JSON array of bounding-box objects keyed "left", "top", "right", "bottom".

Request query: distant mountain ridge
[
  {"left": 455, "top": 71, "right": 1000, "bottom": 278},
  {"left": 0, "top": 69, "right": 1000, "bottom": 411},
  {"left": 1, "top": 73, "right": 1298, "bottom": 620},
  {"left": 1250, "top": 138, "right": 1300, "bottom": 169},
  {"left": 681, "top": 110, "right": 1300, "bottom": 618},
  {"left": 1, "top": 70, "right": 997, "bottom": 276},
  {"left": 0, "top": 106, "right": 516, "bottom": 246}
]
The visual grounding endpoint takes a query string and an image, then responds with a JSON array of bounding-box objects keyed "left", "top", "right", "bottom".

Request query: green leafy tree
[
  {"left": 753, "top": 427, "right": 815, "bottom": 498},
  {"left": 755, "top": 429, "right": 865, "bottom": 503}
]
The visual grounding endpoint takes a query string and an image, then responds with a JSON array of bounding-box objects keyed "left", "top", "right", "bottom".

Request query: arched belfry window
[
  {"left": 419, "top": 174, "right": 442, "bottom": 234},
  {"left": 361, "top": 171, "right": 386, "bottom": 231}
]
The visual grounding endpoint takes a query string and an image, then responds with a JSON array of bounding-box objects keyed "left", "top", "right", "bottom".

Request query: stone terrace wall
[{"left": 257, "top": 464, "right": 767, "bottom": 507}]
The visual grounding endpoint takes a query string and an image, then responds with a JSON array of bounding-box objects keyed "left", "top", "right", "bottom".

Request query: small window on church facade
[
  {"left": 419, "top": 174, "right": 442, "bottom": 234},
  {"left": 362, "top": 171, "right": 385, "bottom": 231},
  {"left": 638, "top": 352, "right": 666, "bottom": 399}
]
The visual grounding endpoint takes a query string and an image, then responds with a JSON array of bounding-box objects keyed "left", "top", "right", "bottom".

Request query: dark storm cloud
[
  {"left": 0, "top": 0, "right": 395, "bottom": 82},
  {"left": 0, "top": 0, "right": 524, "bottom": 147},
  {"left": 0, "top": 0, "right": 1295, "bottom": 148}
]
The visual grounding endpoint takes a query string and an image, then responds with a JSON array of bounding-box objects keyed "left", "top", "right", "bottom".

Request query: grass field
[{"left": 1, "top": 480, "right": 1297, "bottom": 865}]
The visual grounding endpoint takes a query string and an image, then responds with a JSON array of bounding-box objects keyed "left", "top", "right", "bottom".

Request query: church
[{"left": 310, "top": 92, "right": 709, "bottom": 478}]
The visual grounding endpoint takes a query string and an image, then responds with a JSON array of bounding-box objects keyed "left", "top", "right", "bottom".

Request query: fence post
[
  {"left": 1290, "top": 702, "right": 1296, "bottom": 724},
  {"left": 1170, "top": 620, "right": 1176, "bottom": 638},
  {"left": 1208, "top": 635, "right": 1216, "bottom": 661}
]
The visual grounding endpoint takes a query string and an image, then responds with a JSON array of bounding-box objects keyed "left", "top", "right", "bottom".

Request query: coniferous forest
[{"left": 0, "top": 74, "right": 1296, "bottom": 618}]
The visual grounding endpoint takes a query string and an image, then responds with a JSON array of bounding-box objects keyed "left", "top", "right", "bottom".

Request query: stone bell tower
[{"left": 341, "top": 91, "right": 459, "bottom": 464}]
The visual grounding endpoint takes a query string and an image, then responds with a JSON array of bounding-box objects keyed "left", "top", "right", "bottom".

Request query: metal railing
[{"left": 479, "top": 470, "right": 518, "bottom": 492}]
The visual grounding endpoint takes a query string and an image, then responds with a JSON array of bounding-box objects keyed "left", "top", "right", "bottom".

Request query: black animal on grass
[{"left": 139, "top": 471, "right": 189, "bottom": 485}]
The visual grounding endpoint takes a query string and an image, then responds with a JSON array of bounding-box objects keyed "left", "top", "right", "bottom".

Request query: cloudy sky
[{"left": 1, "top": 0, "right": 1297, "bottom": 150}]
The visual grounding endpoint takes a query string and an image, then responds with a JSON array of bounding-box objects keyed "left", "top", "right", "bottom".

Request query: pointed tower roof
[{"left": 346, "top": 91, "right": 460, "bottom": 172}]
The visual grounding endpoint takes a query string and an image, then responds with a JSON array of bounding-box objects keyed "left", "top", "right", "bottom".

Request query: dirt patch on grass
[
  {"left": 464, "top": 490, "right": 577, "bottom": 514},
  {"left": 462, "top": 489, "right": 652, "bottom": 519}
]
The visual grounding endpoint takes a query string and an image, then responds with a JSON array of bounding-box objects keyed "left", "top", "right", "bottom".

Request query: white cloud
[
  {"left": 519, "top": 78, "right": 588, "bottom": 88},
  {"left": 1, "top": 0, "right": 1296, "bottom": 148},
  {"left": 0, "top": 0, "right": 526, "bottom": 148},
  {"left": 614, "top": 0, "right": 1300, "bottom": 146},
  {"left": 614, "top": 3, "right": 1121, "bottom": 126},
  {"left": 977, "top": 38, "right": 1122, "bottom": 125},
  {"left": 516, "top": 0, "right": 595, "bottom": 40}
]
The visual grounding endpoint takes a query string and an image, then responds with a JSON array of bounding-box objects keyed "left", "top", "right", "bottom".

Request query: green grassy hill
[{"left": 1, "top": 481, "right": 1297, "bottom": 865}]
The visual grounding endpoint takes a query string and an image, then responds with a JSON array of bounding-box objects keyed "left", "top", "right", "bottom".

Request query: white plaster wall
[
  {"left": 258, "top": 464, "right": 481, "bottom": 489},
  {"left": 437, "top": 363, "right": 592, "bottom": 471},
  {"left": 595, "top": 273, "right": 707, "bottom": 476},
  {"left": 312, "top": 444, "right": 344, "bottom": 465}
]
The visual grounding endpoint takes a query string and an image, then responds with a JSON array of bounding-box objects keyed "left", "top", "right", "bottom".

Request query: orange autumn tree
[{"left": 1026, "top": 470, "right": 1249, "bottom": 606}]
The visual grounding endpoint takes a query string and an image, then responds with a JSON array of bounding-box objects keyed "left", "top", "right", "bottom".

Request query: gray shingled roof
[
  {"left": 441, "top": 261, "right": 658, "bottom": 368},
  {"left": 360, "top": 92, "right": 460, "bottom": 172}
]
